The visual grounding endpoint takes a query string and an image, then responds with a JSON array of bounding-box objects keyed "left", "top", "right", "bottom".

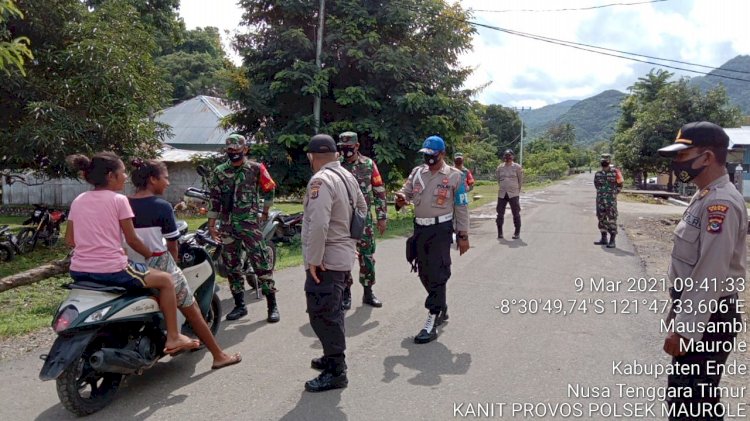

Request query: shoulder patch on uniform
[
  {"left": 699, "top": 188, "right": 710, "bottom": 199},
  {"left": 309, "top": 179, "right": 323, "bottom": 199},
  {"left": 706, "top": 202, "right": 728, "bottom": 234}
]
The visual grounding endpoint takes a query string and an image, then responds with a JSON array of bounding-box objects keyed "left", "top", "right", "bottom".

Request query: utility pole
[
  {"left": 519, "top": 114, "right": 524, "bottom": 166},
  {"left": 313, "top": 0, "right": 325, "bottom": 133},
  {"left": 512, "top": 106, "right": 526, "bottom": 166}
]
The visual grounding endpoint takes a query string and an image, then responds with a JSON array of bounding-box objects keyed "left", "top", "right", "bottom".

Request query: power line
[
  {"left": 495, "top": 26, "right": 750, "bottom": 76},
  {"left": 473, "top": 22, "right": 750, "bottom": 83},
  {"left": 473, "top": 0, "right": 668, "bottom": 14},
  {"left": 397, "top": 2, "right": 750, "bottom": 82}
]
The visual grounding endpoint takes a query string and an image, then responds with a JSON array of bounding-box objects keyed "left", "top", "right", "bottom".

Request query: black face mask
[
  {"left": 227, "top": 151, "right": 244, "bottom": 162},
  {"left": 424, "top": 154, "right": 439, "bottom": 166},
  {"left": 340, "top": 147, "right": 356, "bottom": 159},
  {"left": 672, "top": 153, "right": 707, "bottom": 183},
  {"left": 601, "top": 160, "right": 610, "bottom": 167}
]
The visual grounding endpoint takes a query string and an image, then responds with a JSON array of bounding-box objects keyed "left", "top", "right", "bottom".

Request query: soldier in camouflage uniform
[
  {"left": 207, "top": 134, "right": 280, "bottom": 322},
  {"left": 338, "top": 132, "right": 387, "bottom": 309},
  {"left": 593, "top": 153, "right": 623, "bottom": 248}
]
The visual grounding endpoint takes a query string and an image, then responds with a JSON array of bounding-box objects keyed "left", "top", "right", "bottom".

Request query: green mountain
[
  {"left": 689, "top": 55, "right": 750, "bottom": 114},
  {"left": 522, "top": 90, "right": 625, "bottom": 146},
  {"left": 554, "top": 90, "right": 626, "bottom": 146},
  {"left": 520, "top": 100, "right": 578, "bottom": 140}
]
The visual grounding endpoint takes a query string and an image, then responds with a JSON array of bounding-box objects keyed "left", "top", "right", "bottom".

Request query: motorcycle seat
[{"left": 65, "top": 280, "right": 156, "bottom": 297}]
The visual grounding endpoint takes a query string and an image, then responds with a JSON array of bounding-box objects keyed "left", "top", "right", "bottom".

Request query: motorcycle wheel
[
  {"left": 207, "top": 294, "right": 221, "bottom": 336},
  {"left": 56, "top": 343, "right": 123, "bottom": 416},
  {"left": 0, "top": 243, "right": 14, "bottom": 262},
  {"left": 16, "top": 228, "right": 35, "bottom": 254},
  {"left": 44, "top": 227, "right": 61, "bottom": 247}
]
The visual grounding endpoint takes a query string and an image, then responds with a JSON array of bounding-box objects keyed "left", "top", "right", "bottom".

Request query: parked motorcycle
[
  {"left": 39, "top": 221, "right": 221, "bottom": 416},
  {"left": 17, "top": 204, "right": 67, "bottom": 253},
  {"left": 0, "top": 225, "right": 21, "bottom": 262}
]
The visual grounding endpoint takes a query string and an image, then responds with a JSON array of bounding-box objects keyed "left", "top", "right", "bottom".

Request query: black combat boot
[
  {"left": 341, "top": 286, "right": 352, "bottom": 310},
  {"left": 363, "top": 285, "right": 382, "bottom": 308},
  {"left": 512, "top": 226, "right": 521, "bottom": 240},
  {"left": 594, "top": 232, "right": 608, "bottom": 245},
  {"left": 607, "top": 232, "right": 616, "bottom": 248},
  {"left": 265, "top": 292, "right": 280, "bottom": 323},
  {"left": 497, "top": 225, "right": 503, "bottom": 239},
  {"left": 226, "top": 292, "right": 247, "bottom": 321},
  {"left": 311, "top": 356, "right": 326, "bottom": 371},
  {"left": 305, "top": 357, "right": 348, "bottom": 392}
]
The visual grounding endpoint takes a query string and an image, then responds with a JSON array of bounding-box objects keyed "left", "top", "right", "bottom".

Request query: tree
[
  {"left": 0, "top": 1, "right": 170, "bottom": 177},
  {"left": 480, "top": 104, "right": 522, "bottom": 156},
  {"left": 230, "top": 0, "right": 477, "bottom": 193},
  {"left": 613, "top": 69, "right": 741, "bottom": 188},
  {"left": 84, "top": 0, "right": 184, "bottom": 54},
  {"left": 0, "top": 0, "right": 32, "bottom": 75},
  {"left": 156, "top": 27, "right": 234, "bottom": 103}
]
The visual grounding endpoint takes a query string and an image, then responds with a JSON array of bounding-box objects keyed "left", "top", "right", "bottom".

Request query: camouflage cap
[
  {"left": 454, "top": 152, "right": 464, "bottom": 159},
  {"left": 338, "top": 131, "right": 358, "bottom": 146},
  {"left": 601, "top": 153, "right": 611, "bottom": 160},
  {"left": 225, "top": 134, "right": 247, "bottom": 151}
]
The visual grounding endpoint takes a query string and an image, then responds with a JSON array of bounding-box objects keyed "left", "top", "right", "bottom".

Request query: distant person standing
[
  {"left": 658, "top": 122, "right": 746, "bottom": 420},
  {"left": 495, "top": 149, "right": 523, "bottom": 239},
  {"left": 593, "top": 153, "right": 623, "bottom": 248},
  {"left": 395, "top": 135, "right": 470, "bottom": 344},
  {"left": 302, "top": 134, "right": 367, "bottom": 392},
  {"left": 453, "top": 153, "right": 475, "bottom": 192},
  {"left": 338, "top": 131, "right": 387, "bottom": 309}
]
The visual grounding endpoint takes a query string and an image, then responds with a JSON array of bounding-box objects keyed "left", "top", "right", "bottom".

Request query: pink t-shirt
[{"left": 69, "top": 190, "right": 134, "bottom": 273}]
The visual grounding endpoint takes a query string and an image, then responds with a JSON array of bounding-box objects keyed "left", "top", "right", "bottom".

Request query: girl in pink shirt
[{"left": 66, "top": 152, "right": 199, "bottom": 355}]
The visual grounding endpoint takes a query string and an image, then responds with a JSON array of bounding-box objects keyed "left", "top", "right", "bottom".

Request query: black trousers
[
  {"left": 413, "top": 220, "right": 452, "bottom": 314},
  {"left": 496, "top": 194, "right": 521, "bottom": 233},
  {"left": 305, "top": 269, "right": 348, "bottom": 372},
  {"left": 666, "top": 297, "right": 741, "bottom": 421}
]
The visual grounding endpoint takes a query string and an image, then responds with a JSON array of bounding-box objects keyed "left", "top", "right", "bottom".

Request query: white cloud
[{"left": 179, "top": 0, "right": 750, "bottom": 108}]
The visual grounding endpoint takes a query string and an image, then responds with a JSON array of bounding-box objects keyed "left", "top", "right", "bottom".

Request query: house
[
  {"left": 725, "top": 126, "right": 750, "bottom": 198},
  {"left": 156, "top": 95, "right": 235, "bottom": 151}
]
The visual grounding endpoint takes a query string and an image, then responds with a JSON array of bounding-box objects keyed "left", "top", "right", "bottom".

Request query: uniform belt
[
  {"left": 414, "top": 214, "right": 453, "bottom": 226},
  {"left": 151, "top": 251, "right": 167, "bottom": 257}
]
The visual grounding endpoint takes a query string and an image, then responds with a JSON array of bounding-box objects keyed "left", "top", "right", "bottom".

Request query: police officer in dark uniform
[
  {"left": 658, "top": 122, "right": 746, "bottom": 420},
  {"left": 302, "top": 134, "right": 367, "bottom": 392},
  {"left": 395, "top": 135, "right": 470, "bottom": 344}
]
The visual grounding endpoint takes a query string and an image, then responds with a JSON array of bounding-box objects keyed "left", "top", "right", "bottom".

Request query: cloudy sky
[{"left": 179, "top": 0, "right": 750, "bottom": 108}]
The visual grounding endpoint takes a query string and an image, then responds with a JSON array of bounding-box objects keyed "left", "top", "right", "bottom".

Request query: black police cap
[
  {"left": 308, "top": 134, "right": 337, "bottom": 153},
  {"left": 658, "top": 121, "right": 729, "bottom": 157}
]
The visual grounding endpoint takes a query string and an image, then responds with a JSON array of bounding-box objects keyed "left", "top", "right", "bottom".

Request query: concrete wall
[{"left": 2, "top": 162, "right": 205, "bottom": 207}]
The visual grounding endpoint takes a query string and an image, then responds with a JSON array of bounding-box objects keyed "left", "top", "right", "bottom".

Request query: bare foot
[
  {"left": 164, "top": 334, "right": 200, "bottom": 354},
  {"left": 212, "top": 352, "right": 242, "bottom": 370}
]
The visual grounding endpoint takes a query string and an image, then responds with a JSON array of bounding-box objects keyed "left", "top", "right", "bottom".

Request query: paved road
[{"left": 0, "top": 174, "right": 676, "bottom": 420}]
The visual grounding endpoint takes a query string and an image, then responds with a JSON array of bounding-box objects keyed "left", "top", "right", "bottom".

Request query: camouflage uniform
[
  {"left": 340, "top": 154, "right": 387, "bottom": 287},
  {"left": 594, "top": 164, "right": 623, "bottom": 235},
  {"left": 208, "top": 160, "right": 276, "bottom": 295}
]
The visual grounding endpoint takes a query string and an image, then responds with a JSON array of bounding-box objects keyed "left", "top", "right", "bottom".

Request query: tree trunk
[
  {"left": 0, "top": 257, "right": 70, "bottom": 293},
  {"left": 642, "top": 170, "right": 648, "bottom": 189}
]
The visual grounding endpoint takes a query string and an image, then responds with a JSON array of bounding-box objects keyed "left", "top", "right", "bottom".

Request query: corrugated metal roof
[
  {"left": 158, "top": 145, "right": 219, "bottom": 163},
  {"left": 727, "top": 126, "right": 750, "bottom": 147},
  {"left": 156, "top": 96, "right": 235, "bottom": 147}
]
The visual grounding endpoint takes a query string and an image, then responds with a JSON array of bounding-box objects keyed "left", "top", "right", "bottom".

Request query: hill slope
[{"left": 689, "top": 55, "right": 750, "bottom": 114}]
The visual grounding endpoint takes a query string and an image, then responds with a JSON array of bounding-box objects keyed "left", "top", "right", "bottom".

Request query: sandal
[{"left": 211, "top": 353, "right": 243, "bottom": 370}]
